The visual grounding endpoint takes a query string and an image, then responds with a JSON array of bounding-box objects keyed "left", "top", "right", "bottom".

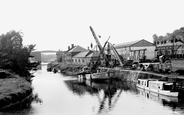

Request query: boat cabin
[{"left": 137, "top": 79, "right": 177, "bottom": 91}]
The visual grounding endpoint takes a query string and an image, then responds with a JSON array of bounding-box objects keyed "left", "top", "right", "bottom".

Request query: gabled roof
[
  {"left": 73, "top": 50, "right": 92, "bottom": 58},
  {"left": 68, "top": 45, "right": 87, "bottom": 53},
  {"left": 114, "top": 39, "right": 154, "bottom": 49}
]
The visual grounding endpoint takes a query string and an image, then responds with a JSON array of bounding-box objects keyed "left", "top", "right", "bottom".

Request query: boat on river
[
  {"left": 78, "top": 66, "right": 117, "bottom": 80},
  {"left": 137, "top": 86, "right": 178, "bottom": 102},
  {"left": 136, "top": 79, "right": 179, "bottom": 97}
]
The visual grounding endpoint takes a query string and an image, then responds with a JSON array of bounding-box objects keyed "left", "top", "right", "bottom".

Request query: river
[{"left": 1, "top": 65, "right": 184, "bottom": 115}]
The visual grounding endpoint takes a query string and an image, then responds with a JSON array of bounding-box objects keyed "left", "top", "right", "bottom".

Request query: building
[
  {"left": 72, "top": 50, "right": 93, "bottom": 66},
  {"left": 153, "top": 35, "right": 184, "bottom": 71},
  {"left": 153, "top": 35, "right": 184, "bottom": 59},
  {"left": 63, "top": 44, "right": 88, "bottom": 64},
  {"left": 114, "top": 39, "right": 156, "bottom": 62}
]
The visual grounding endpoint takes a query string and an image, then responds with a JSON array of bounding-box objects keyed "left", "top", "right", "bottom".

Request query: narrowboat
[{"left": 136, "top": 79, "right": 178, "bottom": 97}]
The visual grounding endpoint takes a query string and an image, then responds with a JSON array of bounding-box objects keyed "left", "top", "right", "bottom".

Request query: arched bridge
[{"left": 34, "top": 50, "right": 57, "bottom": 53}]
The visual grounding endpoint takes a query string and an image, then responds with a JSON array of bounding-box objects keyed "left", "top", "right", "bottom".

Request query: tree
[
  {"left": 171, "top": 27, "right": 184, "bottom": 44},
  {"left": 0, "top": 30, "right": 39, "bottom": 79},
  {"left": 153, "top": 34, "right": 158, "bottom": 45}
]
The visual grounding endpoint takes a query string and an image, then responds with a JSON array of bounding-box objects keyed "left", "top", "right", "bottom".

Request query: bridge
[
  {"left": 33, "top": 50, "right": 57, "bottom": 53},
  {"left": 31, "top": 50, "right": 58, "bottom": 62}
]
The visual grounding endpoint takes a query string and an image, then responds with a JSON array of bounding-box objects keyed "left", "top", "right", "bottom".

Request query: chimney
[
  {"left": 71, "top": 44, "right": 74, "bottom": 48},
  {"left": 68, "top": 46, "right": 70, "bottom": 50},
  {"left": 88, "top": 46, "right": 90, "bottom": 50}
]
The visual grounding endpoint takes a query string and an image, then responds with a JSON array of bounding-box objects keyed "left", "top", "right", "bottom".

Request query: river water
[{"left": 1, "top": 65, "right": 184, "bottom": 115}]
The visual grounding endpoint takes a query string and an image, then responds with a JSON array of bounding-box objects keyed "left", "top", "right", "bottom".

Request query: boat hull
[
  {"left": 136, "top": 79, "right": 179, "bottom": 97},
  {"left": 79, "top": 72, "right": 109, "bottom": 80},
  {"left": 136, "top": 85, "right": 178, "bottom": 97}
]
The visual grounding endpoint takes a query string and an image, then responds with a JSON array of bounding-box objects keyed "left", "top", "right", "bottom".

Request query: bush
[{"left": 0, "top": 30, "right": 39, "bottom": 79}]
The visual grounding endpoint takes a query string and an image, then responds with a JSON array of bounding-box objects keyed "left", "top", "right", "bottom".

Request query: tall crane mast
[
  {"left": 89, "top": 26, "right": 124, "bottom": 67},
  {"left": 89, "top": 26, "right": 103, "bottom": 51},
  {"left": 89, "top": 26, "right": 110, "bottom": 66}
]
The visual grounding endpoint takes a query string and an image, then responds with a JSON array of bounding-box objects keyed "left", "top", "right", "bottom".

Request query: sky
[{"left": 0, "top": 0, "right": 184, "bottom": 51}]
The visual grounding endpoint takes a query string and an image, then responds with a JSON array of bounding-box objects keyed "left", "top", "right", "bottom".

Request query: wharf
[{"left": 98, "top": 67, "right": 184, "bottom": 82}]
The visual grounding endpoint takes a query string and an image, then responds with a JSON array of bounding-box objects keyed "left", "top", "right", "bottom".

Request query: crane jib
[{"left": 89, "top": 26, "right": 103, "bottom": 51}]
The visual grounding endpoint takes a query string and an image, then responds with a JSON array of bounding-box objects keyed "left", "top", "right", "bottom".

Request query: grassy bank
[{"left": 0, "top": 71, "right": 32, "bottom": 110}]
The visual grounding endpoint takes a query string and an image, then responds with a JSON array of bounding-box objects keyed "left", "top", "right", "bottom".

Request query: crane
[
  {"left": 89, "top": 26, "right": 110, "bottom": 66},
  {"left": 89, "top": 26, "right": 103, "bottom": 51},
  {"left": 108, "top": 42, "right": 124, "bottom": 67},
  {"left": 89, "top": 26, "right": 124, "bottom": 67}
]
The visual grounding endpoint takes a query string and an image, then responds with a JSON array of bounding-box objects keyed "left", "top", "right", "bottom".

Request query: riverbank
[{"left": 0, "top": 70, "right": 33, "bottom": 110}]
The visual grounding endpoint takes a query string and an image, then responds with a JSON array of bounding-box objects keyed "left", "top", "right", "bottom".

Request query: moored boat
[
  {"left": 83, "top": 71, "right": 109, "bottom": 80},
  {"left": 136, "top": 79, "right": 179, "bottom": 97}
]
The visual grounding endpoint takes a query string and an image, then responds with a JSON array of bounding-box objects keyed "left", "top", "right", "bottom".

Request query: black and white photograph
[{"left": 0, "top": 0, "right": 184, "bottom": 115}]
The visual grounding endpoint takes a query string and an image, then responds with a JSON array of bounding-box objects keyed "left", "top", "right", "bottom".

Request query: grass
[{"left": 0, "top": 77, "right": 32, "bottom": 100}]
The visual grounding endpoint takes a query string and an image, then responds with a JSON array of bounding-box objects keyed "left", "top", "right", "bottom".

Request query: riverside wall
[{"left": 114, "top": 69, "right": 166, "bottom": 83}]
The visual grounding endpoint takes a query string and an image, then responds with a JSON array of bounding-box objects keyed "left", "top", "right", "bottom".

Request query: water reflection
[
  {"left": 2, "top": 64, "right": 184, "bottom": 115},
  {"left": 65, "top": 79, "right": 184, "bottom": 114},
  {"left": 137, "top": 87, "right": 184, "bottom": 114},
  {"left": 65, "top": 79, "right": 137, "bottom": 114}
]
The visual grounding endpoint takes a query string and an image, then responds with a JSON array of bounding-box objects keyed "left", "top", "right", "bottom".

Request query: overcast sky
[{"left": 0, "top": 0, "right": 184, "bottom": 51}]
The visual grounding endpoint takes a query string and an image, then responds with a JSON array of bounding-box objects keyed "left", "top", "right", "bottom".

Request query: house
[
  {"left": 114, "top": 39, "right": 156, "bottom": 61},
  {"left": 72, "top": 50, "right": 93, "bottom": 66},
  {"left": 153, "top": 35, "right": 184, "bottom": 58},
  {"left": 63, "top": 44, "right": 88, "bottom": 64}
]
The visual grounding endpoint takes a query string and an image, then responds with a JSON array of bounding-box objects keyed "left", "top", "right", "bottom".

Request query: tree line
[
  {"left": 153, "top": 27, "right": 184, "bottom": 44},
  {"left": 0, "top": 30, "right": 39, "bottom": 80}
]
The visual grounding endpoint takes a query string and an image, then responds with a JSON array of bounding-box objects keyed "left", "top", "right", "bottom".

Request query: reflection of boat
[
  {"left": 85, "top": 79, "right": 110, "bottom": 91},
  {"left": 137, "top": 79, "right": 179, "bottom": 97}
]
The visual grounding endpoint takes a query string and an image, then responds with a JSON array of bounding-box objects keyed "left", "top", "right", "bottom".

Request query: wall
[
  {"left": 106, "top": 69, "right": 165, "bottom": 83},
  {"left": 171, "top": 59, "right": 184, "bottom": 71},
  {"left": 131, "top": 46, "right": 156, "bottom": 59},
  {"left": 115, "top": 47, "right": 131, "bottom": 60},
  {"left": 72, "top": 57, "right": 91, "bottom": 66}
]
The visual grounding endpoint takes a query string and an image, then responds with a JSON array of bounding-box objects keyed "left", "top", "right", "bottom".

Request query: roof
[
  {"left": 114, "top": 39, "right": 154, "bottom": 49},
  {"left": 91, "top": 51, "right": 100, "bottom": 57},
  {"left": 73, "top": 50, "right": 92, "bottom": 58},
  {"left": 68, "top": 45, "right": 87, "bottom": 53}
]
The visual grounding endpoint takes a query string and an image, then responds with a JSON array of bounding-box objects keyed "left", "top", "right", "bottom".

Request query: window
[
  {"left": 82, "top": 59, "right": 84, "bottom": 63},
  {"left": 78, "top": 59, "right": 80, "bottom": 62},
  {"left": 182, "top": 50, "right": 184, "bottom": 54}
]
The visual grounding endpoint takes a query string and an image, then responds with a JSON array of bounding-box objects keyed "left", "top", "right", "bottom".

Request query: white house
[{"left": 72, "top": 50, "right": 93, "bottom": 66}]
